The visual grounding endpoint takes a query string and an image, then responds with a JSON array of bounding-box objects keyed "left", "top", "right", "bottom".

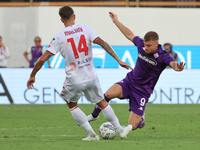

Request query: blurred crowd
[{"left": 0, "top": 34, "right": 178, "bottom": 68}]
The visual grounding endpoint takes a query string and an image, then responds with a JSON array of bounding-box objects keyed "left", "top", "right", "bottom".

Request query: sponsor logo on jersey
[
  {"left": 138, "top": 53, "right": 157, "bottom": 66},
  {"left": 77, "top": 57, "right": 92, "bottom": 69},
  {"left": 77, "top": 57, "right": 92, "bottom": 65}
]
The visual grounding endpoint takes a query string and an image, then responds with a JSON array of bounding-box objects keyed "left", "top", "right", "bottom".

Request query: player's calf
[{"left": 128, "top": 111, "right": 146, "bottom": 130}]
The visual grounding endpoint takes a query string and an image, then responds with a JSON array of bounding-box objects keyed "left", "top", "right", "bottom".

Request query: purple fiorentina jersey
[
  {"left": 29, "top": 46, "right": 43, "bottom": 68},
  {"left": 126, "top": 36, "right": 175, "bottom": 94}
]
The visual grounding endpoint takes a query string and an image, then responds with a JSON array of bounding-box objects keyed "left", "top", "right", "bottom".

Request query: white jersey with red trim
[{"left": 47, "top": 24, "right": 98, "bottom": 84}]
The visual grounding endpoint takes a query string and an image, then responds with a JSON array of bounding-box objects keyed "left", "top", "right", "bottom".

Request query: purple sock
[
  {"left": 137, "top": 118, "right": 144, "bottom": 129},
  {"left": 104, "top": 94, "right": 111, "bottom": 103},
  {"left": 92, "top": 105, "right": 101, "bottom": 118},
  {"left": 92, "top": 94, "right": 111, "bottom": 118}
]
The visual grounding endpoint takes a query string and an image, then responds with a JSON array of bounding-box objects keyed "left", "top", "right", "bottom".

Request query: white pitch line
[
  {"left": 0, "top": 127, "right": 32, "bottom": 130},
  {"left": 0, "top": 126, "right": 64, "bottom": 131},
  {"left": 1, "top": 138, "right": 199, "bottom": 143},
  {"left": 149, "top": 141, "right": 162, "bottom": 143},
  {"left": 0, "top": 137, "right": 135, "bottom": 142},
  {"left": 0, "top": 138, "right": 80, "bottom": 142},
  {"left": 40, "top": 135, "right": 84, "bottom": 137},
  {"left": 182, "top": 141, "right": 200, "bottom": 144}
]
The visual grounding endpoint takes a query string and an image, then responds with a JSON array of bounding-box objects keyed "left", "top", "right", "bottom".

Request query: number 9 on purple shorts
[{"left": 116, "top": 78, "right": 150, "bottom": 116}]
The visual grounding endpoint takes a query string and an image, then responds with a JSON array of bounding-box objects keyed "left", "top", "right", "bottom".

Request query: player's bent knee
[
  {"left": 104, "top": 84, "right": 123, "bottom": 99},
  {"left": 104, "top": 93, "right": 112, "bottom": 99}
]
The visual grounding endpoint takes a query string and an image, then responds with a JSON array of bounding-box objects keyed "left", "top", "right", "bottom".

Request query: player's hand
[
  {"left": 27, "top": 76, "right": 35, "bottom": 89},
  {"left": 109, "top": 12, "right": 118, "bottom": 23},
  {"left": 118, "top": 60, "right": 133, "bottom": 70},
  {"left": 175, "top": 62, "right": 186, "bottom": 71}
]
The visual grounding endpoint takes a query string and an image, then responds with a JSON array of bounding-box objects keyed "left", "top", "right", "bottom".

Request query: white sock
[
  {"left": 128, "top": 124, "right": 133, "bottom": 129},
  {"left": 70, "top": 106, "right": 96, "bottom": 136},
  {"left": 101, "top": 104, "right": 123, "bottom": 133}
]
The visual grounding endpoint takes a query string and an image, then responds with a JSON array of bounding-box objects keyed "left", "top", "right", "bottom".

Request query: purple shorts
[{"left": 116, "top": 78, "right": 150, "bottom": 116}]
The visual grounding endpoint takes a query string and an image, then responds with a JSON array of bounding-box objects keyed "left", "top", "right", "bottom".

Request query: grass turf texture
[{"left": 0, "top": 104, "right": 200, "bottom": 150}]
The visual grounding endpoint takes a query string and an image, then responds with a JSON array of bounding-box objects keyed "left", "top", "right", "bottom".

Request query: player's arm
[
  {"left": 27, "top": 50, "right": 53, "bottom": 89},
  {"left": 93, "top": 37, "right": 133, "bottom": 70},
  {"left": 109, "top": 12, "right": 135, "bottom": 42},
  {"left": 23, "top": 51, "right": 30, "bottom": 62},
  {"left": 169, "top": 61, "right": 186, "bottom": 71},
  {"left": 42, "top": 46, "right": 52, "bottom": 68}
]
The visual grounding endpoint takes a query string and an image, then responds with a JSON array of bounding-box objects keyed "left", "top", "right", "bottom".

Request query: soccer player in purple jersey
[{"left": 87, "top": 12, "right": 185, "bottom": 133}]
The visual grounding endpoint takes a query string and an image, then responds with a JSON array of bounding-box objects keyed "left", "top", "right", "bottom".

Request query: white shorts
[{"left": 60, "top": 78, "right": 104, "bottom": 104}]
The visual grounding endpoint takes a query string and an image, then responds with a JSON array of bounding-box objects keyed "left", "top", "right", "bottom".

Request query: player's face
[
  {"left": 34, "top": 38, "right": 41, "bottom": 47},
  {"left": 164, "top": 45, "right": 171, "bottom": 53},
  {"left": 144, "top": 40, "right": 158, "bottom": 54}
]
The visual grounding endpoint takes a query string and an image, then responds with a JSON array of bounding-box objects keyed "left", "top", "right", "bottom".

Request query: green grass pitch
[{"left": 0, "top": 104, "right": 200, "bottom": 150}]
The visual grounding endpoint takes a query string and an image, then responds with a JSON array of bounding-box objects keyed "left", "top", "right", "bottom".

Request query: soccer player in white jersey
[{"left": 27, "top": 6, "right": 133, "bottom": 141}]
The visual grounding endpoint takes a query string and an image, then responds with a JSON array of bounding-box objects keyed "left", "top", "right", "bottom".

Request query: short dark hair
[
  {"left": 59, "top": 6, "right": 74, "bottom": 20},
  {"left": 144, "top": 31, "right": 159, "bottom": 42},
  {"left": 34, "top": 36, "right": 41, "bottom": 42}
]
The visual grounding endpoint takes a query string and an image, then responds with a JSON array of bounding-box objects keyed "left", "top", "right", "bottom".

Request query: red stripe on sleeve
[{"left": 93, "top": 36, "right": 99, "bottom": 43}]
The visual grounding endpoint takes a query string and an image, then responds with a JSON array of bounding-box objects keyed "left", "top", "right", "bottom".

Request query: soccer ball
[{"left": 99, "top": 122, "right": 117, "bottom": 139}]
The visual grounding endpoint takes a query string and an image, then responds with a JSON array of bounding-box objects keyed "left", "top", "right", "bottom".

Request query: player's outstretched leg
[
  {"left": 77, "top": 94, "right": 111, "bottom": 126},
  {"left": 97, "top": 99, "right": 132, "bottom": 139},
  {"left": 68, "top": 103, "right": 99, "bottom": 141},
  {"left": 128, "top": 111, "right": 145, "bottom": 131}
]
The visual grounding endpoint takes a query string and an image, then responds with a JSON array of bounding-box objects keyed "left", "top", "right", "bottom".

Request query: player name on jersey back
[{"left": 64, "top": 27, "right": 83, "bottom": 36}]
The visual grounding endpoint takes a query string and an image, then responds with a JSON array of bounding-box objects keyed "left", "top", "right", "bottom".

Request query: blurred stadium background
[
  {"left": 0, "top": 2, "right": 200, "bottom": 149},
  {"left": 0, "top": 0, "right": 200, "bottom": 104}
]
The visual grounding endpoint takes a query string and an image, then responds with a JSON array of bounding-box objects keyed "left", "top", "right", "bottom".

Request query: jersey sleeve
[
  {"left": 133, "top": 36, "right": 144, "bottom": 47},
  {"left": 86, "top": 26, "right": 99, "bottom": 42},
  {"left": 162, "top": 52, "right": 175, "bottom": 66},
  {"left": 46, "top": 35, "right": 61, "bottom": 55}
]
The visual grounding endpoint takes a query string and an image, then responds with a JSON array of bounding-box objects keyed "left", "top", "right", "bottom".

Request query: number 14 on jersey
[{"left": 67, "top": 34, "right": 89, "bottom": 59}]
